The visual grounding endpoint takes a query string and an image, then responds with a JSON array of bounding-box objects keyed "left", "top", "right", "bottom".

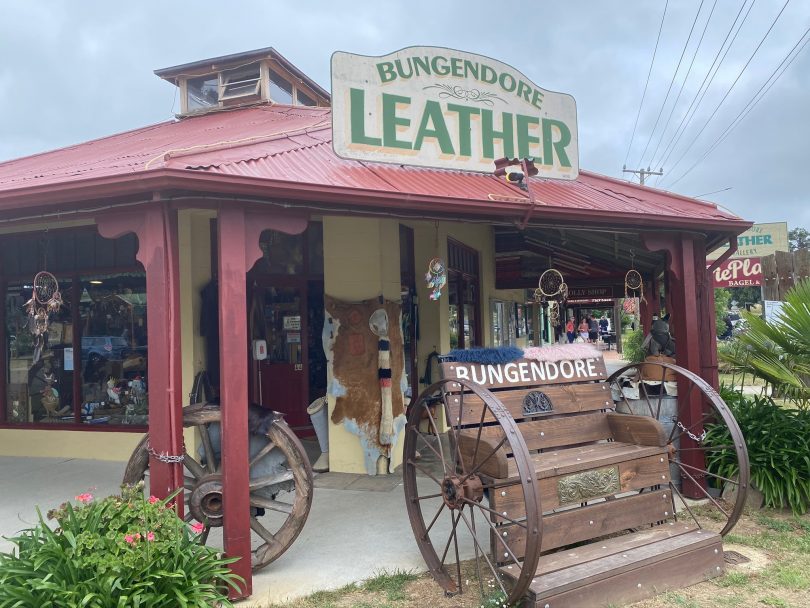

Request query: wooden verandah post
[
  {"left": 642, "top": 232, "right": 716, "bottom": 499},
  {"left": 97, "top": 203, "right": 185, "bottom": 504},
  {"left": 217, "top": 205, "right": 309, "bottom": 600}
]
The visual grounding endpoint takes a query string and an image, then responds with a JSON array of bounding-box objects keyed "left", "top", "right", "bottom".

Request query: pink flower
[
  {"left": 146, "top": 531, "right": 155, "bottom": 542},
  {"left": 124, "top": 534, "right": 135, "bottom": 544},
  {"left": 75, "top": 493, "right": 93, "bottom": 503},
  {"left": 148, "top": 495, "right": 160, "bottom": 504},
  {"left": 135, "top": 533, "right": 141, "bottom": 540},
  {"left": 190, "top": 522, "right": 205, "bottom": 534}
]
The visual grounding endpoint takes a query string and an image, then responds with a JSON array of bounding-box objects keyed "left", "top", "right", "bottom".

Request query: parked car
[{"left": 81, "top": 336, "right": 130, "bottom": 362}]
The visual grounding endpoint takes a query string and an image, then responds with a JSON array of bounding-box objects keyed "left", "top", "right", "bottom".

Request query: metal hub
[
  {"left": 441, "top": 474, "right": 484, "bottom": 509},
  {"left": 189, "top": 473, "right": 224, "bottom": 527}
]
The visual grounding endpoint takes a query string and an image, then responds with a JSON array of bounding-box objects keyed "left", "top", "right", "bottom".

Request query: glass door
[{"left": 257, "top": 283, "right": 309, "bottom": 431}]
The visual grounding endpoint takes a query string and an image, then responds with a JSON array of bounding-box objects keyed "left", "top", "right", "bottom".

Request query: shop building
[{"left": 0, "top": 47, "right": 750, "bottom": 595}]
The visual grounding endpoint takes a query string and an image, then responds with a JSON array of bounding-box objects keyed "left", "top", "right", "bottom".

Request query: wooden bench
[{"left": 403, "top": 350, "right": 736, "bottom": 608}]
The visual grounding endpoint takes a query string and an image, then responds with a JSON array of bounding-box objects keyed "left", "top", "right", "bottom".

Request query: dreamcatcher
[
  {"left": 624, "top": 252, "right": 647, "bottom": 303},
  {"left": 533, "top": 268, "right": 568, "bottom": 303},
  {"left": 547, "top": 301, "right": 560, "bottom": 328},
  {"left": 425, "top": 258, "right": 447, "bottom": 301},
  {"left": 24, "top": 271, "right": 63, "bottom": 363}
]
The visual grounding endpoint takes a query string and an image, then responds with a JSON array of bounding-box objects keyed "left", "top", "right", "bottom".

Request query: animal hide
[{"left": 323, "top": 296, "right": 407, "bottom": 475}]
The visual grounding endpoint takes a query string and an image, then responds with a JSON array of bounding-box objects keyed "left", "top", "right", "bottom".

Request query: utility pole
[{"left": 622, "top": 165, "right": 663, "bottom": 186}]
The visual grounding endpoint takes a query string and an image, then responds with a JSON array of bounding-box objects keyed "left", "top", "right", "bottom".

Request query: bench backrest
[{"left": 439, "top": 351, "right": 673, "bottom": 563}]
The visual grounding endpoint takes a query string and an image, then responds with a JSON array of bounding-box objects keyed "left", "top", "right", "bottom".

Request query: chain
[
  {"left": 677, "top": 421, "right": 706, "bottom": 444},
  {"left": 145, "top": 439, "right": 185, "bottom": 464}
]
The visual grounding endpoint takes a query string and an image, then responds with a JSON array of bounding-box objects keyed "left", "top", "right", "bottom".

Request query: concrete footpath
[{"left": 0, "top": 456, "right": 456, "bottom": 606}]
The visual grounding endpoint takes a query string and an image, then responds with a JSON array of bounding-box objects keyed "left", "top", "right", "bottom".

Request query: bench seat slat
[
  {"left": 445, "top": 383, "right": 613, "bottom": 426},
  {"left": 494, "top": 488, "right": 675, "bottom": 560},
  {"left": 490, "top": 452, "right": 671, "bottom": 518}
]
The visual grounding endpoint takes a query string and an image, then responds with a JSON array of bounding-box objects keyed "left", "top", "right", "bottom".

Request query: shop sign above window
[{"left": 331, "top": 46, "right": 579, "bottom": 179}]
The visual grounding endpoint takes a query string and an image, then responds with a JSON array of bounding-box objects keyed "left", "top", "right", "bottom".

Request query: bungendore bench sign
[{"left": 331, "top": 47, "right": 579, "bottom": 178}]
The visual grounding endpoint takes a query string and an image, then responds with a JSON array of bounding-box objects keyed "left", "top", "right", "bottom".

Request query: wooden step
[{"left": 501, "top": 524, "right": 724, "bottom": 608}]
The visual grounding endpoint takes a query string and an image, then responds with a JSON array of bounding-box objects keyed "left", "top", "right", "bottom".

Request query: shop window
[
  {"left": 220, "top": 62, "right": 261, "bottom": 101},
  {"left": 258, "top": 231, "right": 304, "bottom": 275},
  {"left": 268, "top": 69, "right": 293, "bottom": 104},
  {"left": 448, "top": 240, "right": 480, "bottom": 350},
  {"left": 78, "top": 274, "right": 148, "bottom": 426},
  {"left": 5, "top": 281, "right": 74, "bottom": 423},
  {"left": 186, "top": 75, "right": 219, "bottom": 111},
  {"left": 2, "top": 229, "right": 146, "bottom": 430},
  {"left": 256, "top": 223, "right": 323, "bottom": 276},
  {"left": 296, "top": 89, "right": 316, "bottom": 107}
]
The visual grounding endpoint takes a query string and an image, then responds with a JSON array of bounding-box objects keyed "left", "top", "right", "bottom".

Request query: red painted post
[
  {"left": 217, "top": 206, "right": 253, "bottom": 599},
  {"left": 668, "top": 236, "right": 708, "bottom": 498},
  {"left": 97, "top": 205, "right": 184, "bottom": 507},
  {"left": 643, "top": 232, "right": 708, "bottom": 499}
]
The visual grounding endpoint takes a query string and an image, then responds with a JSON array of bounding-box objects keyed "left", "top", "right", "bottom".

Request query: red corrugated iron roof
[{"left": 0, "top": 104, "right": 745, "bottom": 226}]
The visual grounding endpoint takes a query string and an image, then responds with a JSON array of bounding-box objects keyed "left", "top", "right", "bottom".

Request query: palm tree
[{"left": 720, "top": 279, "right": 810, "bottom": 407}]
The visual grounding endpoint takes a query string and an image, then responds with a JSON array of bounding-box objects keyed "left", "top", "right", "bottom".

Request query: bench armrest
[{"left": 606, "top": 412, "right": 668, "bottom": 447}]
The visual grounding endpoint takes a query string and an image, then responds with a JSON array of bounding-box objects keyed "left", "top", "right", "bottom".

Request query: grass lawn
[{"left": 259, "top": 508, "right": 809, "bottom": 608}]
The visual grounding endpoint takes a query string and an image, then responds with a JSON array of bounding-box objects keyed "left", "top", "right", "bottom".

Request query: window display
[
  {"left": 2, "top": 229, "right": 147, "bottom": 429},
  {"left": 78, "top": 274, "right": 148, "bottom": 426}
]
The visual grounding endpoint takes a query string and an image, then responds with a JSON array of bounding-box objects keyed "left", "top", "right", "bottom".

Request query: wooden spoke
[
  {"left": 673, "top": 460, "right": 740, "bottom": 486},
  {"left": 249, "top": 470, "right": 295, "bottom": 491},
  {"left": 198, "top": 424, "right": 218, "bottom": 474},
  {"left": 249, "top": 441, "right": 277, "bottom": 468},
  {"left": 183, "top": 453, "right": 206, "bottom": 480},
  {"left": 198, "top": 525, "right": 210, "bottom": 546},
  {"left": 408, "top": 459, "right": 445, "bottom": 487},
  {"left": 250, "top": 516, "right": 280, "bottom": 547},
  {"left": 122, "top": 405, "right": 314, "bottom": 572},
  {"left": 440, "top": 510, "right": 461, "bottom": 567},
  {"left": 250, "top": 493, "right": 294, "bottom": 514}
]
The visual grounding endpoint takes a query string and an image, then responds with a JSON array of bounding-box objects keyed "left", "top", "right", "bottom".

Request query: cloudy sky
[{"left": 1, "top": 1, "right": 808, "bottom": 228}]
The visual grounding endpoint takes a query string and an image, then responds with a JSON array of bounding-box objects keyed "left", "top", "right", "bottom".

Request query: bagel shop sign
[{"left": 331, "top": 47, "right": 579, "bottom": 178}]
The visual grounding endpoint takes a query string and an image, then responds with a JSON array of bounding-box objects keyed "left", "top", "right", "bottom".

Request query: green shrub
[
  {"left": 0, "top": 484, "right": 242, "bottom": 607},
  {"left": 622, "top": 329, "right": 646, "bottom": 363},
  {"left": 704, "top": 387, "right": 810, "bottom": 514}
]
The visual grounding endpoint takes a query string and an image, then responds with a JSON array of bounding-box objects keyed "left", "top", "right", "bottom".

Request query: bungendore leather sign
[{"left": 331, "top": 46, "right": 579, "bottom": 178}]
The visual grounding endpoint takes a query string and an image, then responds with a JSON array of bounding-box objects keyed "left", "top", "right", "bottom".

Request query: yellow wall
[{"left": 322, "top": 216, "right": 404, "bottom": 474}]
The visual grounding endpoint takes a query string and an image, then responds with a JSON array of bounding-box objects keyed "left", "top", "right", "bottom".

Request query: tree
[
  {"left": 789, "top": 227, "right": 809, "bottom": 252},
  {"left": 714, "top": 288, "right": 731, "bottom": 330},
  {"left": 727, "top": 286, "right": 761, "bottom": 307}
]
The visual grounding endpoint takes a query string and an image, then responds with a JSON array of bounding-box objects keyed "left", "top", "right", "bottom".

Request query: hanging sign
[
  {"left": 331, "top": 46, "right": 579, "bottom": 178},
  {"left": 709, "top": 257, "right": 762, "bottom": 288},
  {"left": 707, "top": 222, "right": 789, "bottom": 261}
]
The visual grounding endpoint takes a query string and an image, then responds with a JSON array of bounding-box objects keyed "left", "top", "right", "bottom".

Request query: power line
[
  {"left": 660, "top": 0, "right": 792, "bottom": 187},
  {"left": 692, "top": 187, "right": 732, "bottom": 198},
  {"left": 622, "top": 1, "right": 669, "bottom": 171},
  {"left": 635, "top": 0, "right": 706, "bottom": 168},
  {"left": 653, "top": 0, "right": 755, "bottom": 185},
  {"left": 647, "top": 0, "right": 719, "bottom": 170},
  {"left": 667, "top": 26, "right": 810, "bottom": 188}
]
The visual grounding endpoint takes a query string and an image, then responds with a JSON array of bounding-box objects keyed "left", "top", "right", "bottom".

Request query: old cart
[
  {"left": 403, "top": 350, "right": 749, "bottom": 607},
  {"left": 123, "top": 396, "right": 313, "bottom": 571}
]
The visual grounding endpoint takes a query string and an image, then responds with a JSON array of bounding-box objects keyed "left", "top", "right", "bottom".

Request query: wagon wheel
[
  {"left": 403, "top": 379, "right": 541, "bottom": 606},
  {"left": 608, "top": 362, "right": 749, "bottom": 536},
  {"left": 123, "top": 403, "right": 313, "bottom": 570}
]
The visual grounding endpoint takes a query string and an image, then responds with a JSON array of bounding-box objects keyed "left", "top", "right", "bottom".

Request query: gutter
[{"left": 0, "top": 168, "right": 754, "bottom": 233}]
